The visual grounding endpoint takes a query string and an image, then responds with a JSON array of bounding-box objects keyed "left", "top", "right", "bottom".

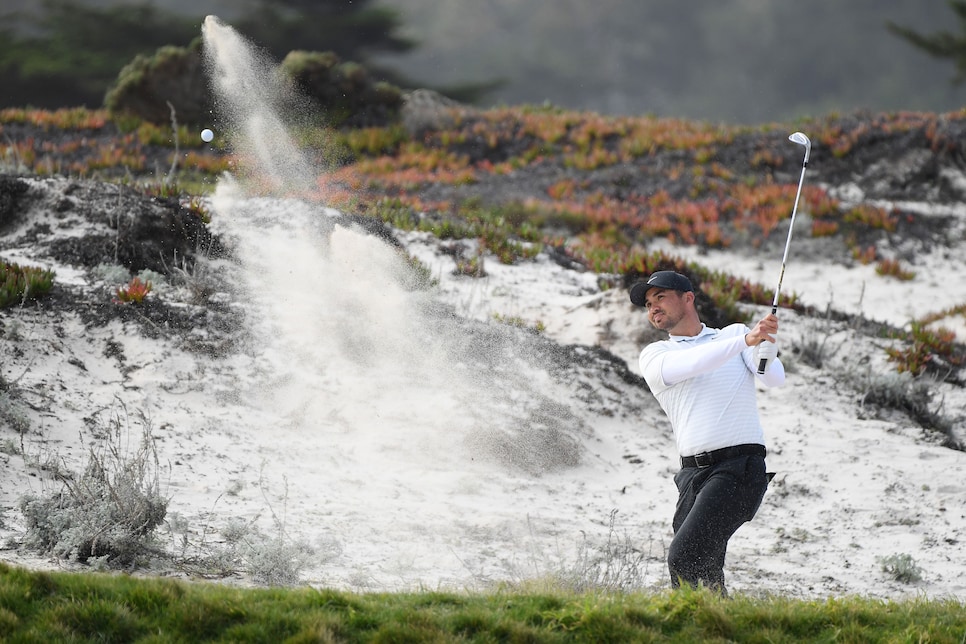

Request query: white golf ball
[{"left": 201, "top": 128, "right": 214, "bottom": 142}]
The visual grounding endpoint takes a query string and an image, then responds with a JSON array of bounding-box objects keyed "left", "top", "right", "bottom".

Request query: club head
[{"left": 788, "top": 131, "right": 811, "bottom": 162}]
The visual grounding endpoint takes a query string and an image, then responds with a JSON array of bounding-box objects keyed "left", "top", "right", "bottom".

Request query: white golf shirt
[{"left": 639, "top": 324, "right": 785, "bottom": 457}]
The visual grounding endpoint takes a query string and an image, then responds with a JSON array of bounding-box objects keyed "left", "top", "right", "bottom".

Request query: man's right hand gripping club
[{"left": 746, "top": 313, "right": 779, "bottom": 374}]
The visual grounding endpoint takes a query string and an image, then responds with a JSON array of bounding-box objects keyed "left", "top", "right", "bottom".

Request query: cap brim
[{"left": 629, "top": 282, "right": 652, "bottom": 306}]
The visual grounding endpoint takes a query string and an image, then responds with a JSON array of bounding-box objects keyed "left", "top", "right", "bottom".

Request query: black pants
[{"left": 668, "top": 454, "right": 769, "bottom": 592}]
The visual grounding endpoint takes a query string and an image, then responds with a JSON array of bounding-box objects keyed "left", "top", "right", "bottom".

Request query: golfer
[{"left": 630, "top": 271, "right": 785, "bottom": 593}]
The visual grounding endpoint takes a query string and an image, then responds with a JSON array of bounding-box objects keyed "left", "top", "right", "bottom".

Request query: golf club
[{"left": 757, "top": 131, "right": 811, "bottom": 374}]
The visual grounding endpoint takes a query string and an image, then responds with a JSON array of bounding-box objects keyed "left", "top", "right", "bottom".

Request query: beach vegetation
[
  {"left": 18, "top": 406, "right": 167, "bottom": 567},
  {"left": 880, "top": 553, "right": 924, "bottom": 584},
  {"left": 0, "top": 260, "right": 55, "bottom": 309},
  {"left": 114, "top": 276, "right": 152, "bottom": 304}
]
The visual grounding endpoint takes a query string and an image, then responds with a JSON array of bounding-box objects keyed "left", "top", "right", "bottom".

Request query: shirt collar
[{"left": 669, "top": 324, "right": 716, "bottom": 342}]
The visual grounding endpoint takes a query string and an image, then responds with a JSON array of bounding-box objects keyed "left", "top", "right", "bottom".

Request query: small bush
[
  {"left": 280, "top": 50, "right": 403, "bottom": 128},
  {"left": 880, "top": 553, "right": 923, "bottom": 583},
  {"left": 791, "top": 310, "right": 841, "bottom": 370},
  {"left": 105, "top": 38, "right": 209, "bottom": 125},
  {"left": 161, "top": 248, "right": 221, "bottom": 305},
  {"left": 93, "top": 263, "right": 132, "bottom": 285},
  {"left": 853, "top": 368, "right": 956, "bottom": 445},
  {"left": 244, "top": 532, "right": 317, "bottom": 586},
  {"left": 19, "top": 408, "right": 168, "bottom": 566},
  {"left": 792, "top": 332, "right": 831, "bottom": 370},
  {"left": 137, "top": 269, "right": 167, "bottom": 290},
  {"left": 0, "top": 391, "right": 30, "bottom": 434},
  {"left": 548, "top": 511, "right": 651, "bottom": 593}
]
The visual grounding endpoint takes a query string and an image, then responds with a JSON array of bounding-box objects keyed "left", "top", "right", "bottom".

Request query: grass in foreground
[{"left": 0, "top": 563, "right": 964, "bottom": 642}]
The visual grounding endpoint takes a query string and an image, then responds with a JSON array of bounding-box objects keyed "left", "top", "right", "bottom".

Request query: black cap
[{"left": 629, "top": 271, "right": 694, "bottom": 306}]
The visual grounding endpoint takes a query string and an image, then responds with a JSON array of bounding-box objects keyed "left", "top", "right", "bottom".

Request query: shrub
[
  {"left": 0, "top": 391, "right": 30, "bottom": 434},
  {"left": 244, "top": 531, "right": 317, "bottom": 586},
  {"left": 853, "top": 368, "right": 956, "bottom": 446},
  {"left": 880, "top": 553, "right": 923, "bottom": 584},
  {"left": 280, "top": 50, "right": 403, "bottom": 128},
  {"left": 0, "top": 261, "right": 55, "bottom": 308},
  {"left": 19, "top": 408, "right": 168, "bottom": 566},
  {"left": 104, "top": 38, "right": 209, "bottom": 125},
  {"left": 538, "top": 511, "right": 651, "bottom": 593},
  {"left": 792, "top": 330, "right": 832, "bottom": 369},
  {"left": 94, "top": 263, "right": 133, "bottom": 285}
]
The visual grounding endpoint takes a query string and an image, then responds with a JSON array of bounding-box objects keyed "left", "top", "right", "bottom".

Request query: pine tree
[
  {"left": 887, "top": 0, "right": 966, "bottom": 83},
  {"left": 235, "top": 0, "right": 414, "bottom": 62},
  {"left": 0, "top": 0, "right": 414, "bottom": 109},
  {"left": 0, "top": 0, "right": 196, "bottom": 108}
]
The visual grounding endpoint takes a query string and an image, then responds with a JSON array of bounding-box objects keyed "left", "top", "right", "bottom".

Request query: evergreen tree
[
  {"left": 236, "top": 0, "right": 414, "bottom": 60},
  {"left": 0, "top": 0, "right": 197, "bottom": 108},
  {"left": 232, "top": 0, "right": 416, "bottom": 87},
  {"left": 887, "top": 0, "right": 966, "bottom": 83},
  {"left": 0, "top": 0, "right": 414, "bottom": 109}
]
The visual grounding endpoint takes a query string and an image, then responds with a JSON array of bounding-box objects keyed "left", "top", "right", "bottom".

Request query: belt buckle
[{"left": 694, "top": 452, "right": 714, "bottom": 468}]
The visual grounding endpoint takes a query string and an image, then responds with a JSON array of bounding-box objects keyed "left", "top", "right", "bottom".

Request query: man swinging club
[{"left": 630, "top": 271, "right": 785, "bottom": 593}]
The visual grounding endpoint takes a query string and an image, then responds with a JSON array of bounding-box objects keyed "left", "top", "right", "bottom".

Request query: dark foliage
[
  {"left": 280, "top": 51, "right": 404, "bottom": 128},
  {"left": 0, "top": 175, "right": 30, "bottom": 228},
  {"left": 888, "top": 0, "right": 966, "bottom": 84},
  {"left": 0, "top": 0, "right": 197, "bottom": 109},
  {"left": 0, "top": 0, "right": 414, "bottom": 111},
  {"left": 105, "top": 39, "right": 209, "bottom": 125}
]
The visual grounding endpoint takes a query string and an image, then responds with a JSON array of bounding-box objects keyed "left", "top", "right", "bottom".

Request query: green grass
[{"left": 0, "top": 563, "right": 963, "bottom": 642}]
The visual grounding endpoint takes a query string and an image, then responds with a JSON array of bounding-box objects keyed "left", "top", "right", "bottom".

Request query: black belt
[{"left": 681, "top": 443, "right": 765, "bottom": 468}]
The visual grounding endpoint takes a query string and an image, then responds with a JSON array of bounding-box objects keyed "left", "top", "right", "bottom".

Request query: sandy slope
[{"left": 1, "top": 175, "right": 964, "bottom": 600}]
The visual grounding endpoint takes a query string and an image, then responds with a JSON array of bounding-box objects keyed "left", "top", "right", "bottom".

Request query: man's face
[{"left": 645, "top": 288, "right": 689, "bottom": 332}]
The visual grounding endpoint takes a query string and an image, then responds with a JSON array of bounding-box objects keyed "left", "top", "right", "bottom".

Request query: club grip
[{"left": 757, "top": 358, "right": 768, "bottom": 375}]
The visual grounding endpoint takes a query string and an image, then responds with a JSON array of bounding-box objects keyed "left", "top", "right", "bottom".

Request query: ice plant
[
  {"left": 0, "top": 261, "right": 55, "bottom": 308},
  {"left": 115, "top": 277, "right": 152, "bottom": 304}
]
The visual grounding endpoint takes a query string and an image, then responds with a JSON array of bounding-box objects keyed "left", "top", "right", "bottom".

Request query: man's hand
[{"left": 747, "top": 313, "right": 780, "bottom": 374}]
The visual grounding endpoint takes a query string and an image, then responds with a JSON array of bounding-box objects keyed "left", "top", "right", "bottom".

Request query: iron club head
[{"left": 788, "top": 131, "right": 811, "bottom": 162}]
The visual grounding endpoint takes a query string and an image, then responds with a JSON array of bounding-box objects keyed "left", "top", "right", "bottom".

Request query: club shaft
[
  {"left": 759, "top": 155, "right": 808, "bottom": 375},
  {"left": 769, "top": 159, "right": 808, "bottom": 310}
]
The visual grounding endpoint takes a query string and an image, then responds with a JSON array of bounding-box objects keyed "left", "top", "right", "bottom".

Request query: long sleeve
[
  {"left": 640, "top": 325, "right": 785, "bottom": 395},
  {"left": 659, "top": 333, "right": 749, "bottom": 386},
  {"left": 741, "top": 345, "right": 785, "bottom": 387}
]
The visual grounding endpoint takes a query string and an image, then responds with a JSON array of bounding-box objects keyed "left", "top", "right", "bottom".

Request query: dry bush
[
  {"left": 852, "top": 368, "right": 957, "bottom": 448},
  {"left": 880, "top": 553, "right": 924, "bottom": 584},
  {"left": 19, "top": 404, "right": 168, "bottom": 567},
  {"left": 513, "top": 511, "right": 655, "bottom": 594}
]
